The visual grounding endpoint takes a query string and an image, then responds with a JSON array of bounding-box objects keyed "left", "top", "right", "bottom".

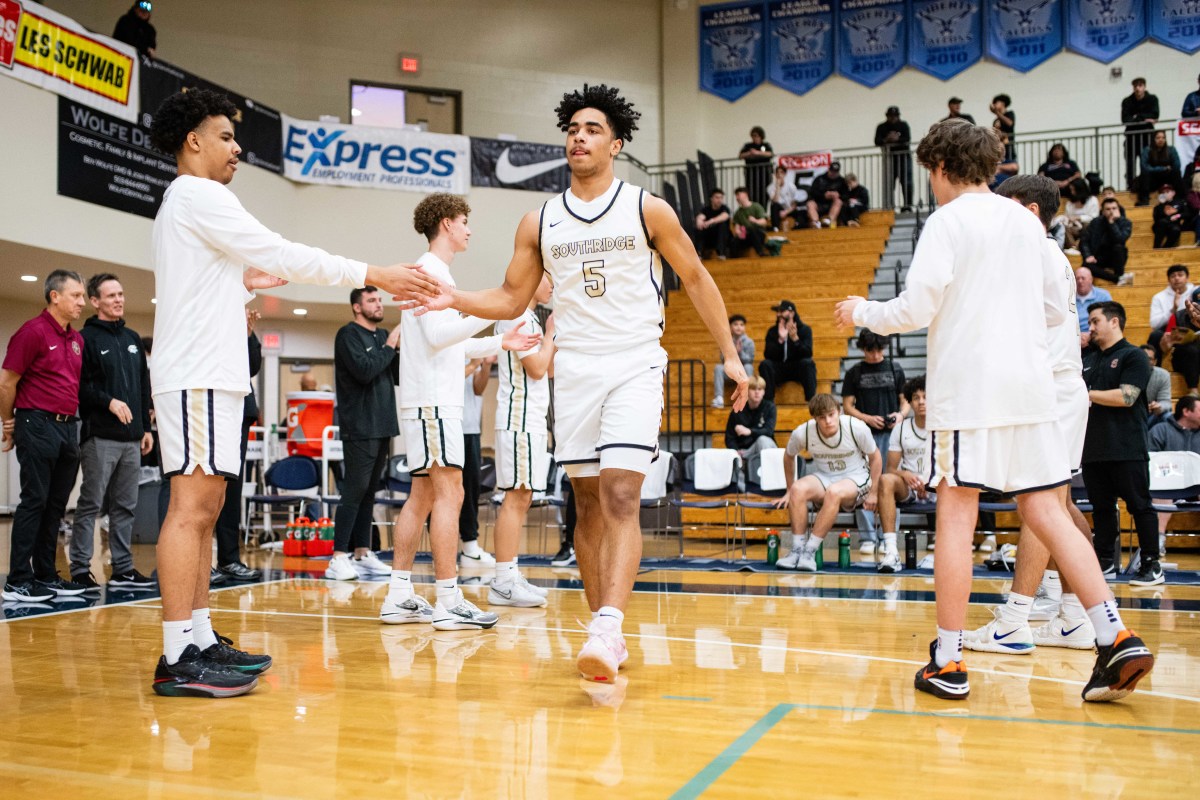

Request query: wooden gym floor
[{"left": 1, "top": 522, "right": 1198, "bottom": 798}]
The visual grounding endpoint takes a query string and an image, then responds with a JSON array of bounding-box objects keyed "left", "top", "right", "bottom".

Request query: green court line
[{"left": 669, "top": 703, "right": 792, "bottom": 800}]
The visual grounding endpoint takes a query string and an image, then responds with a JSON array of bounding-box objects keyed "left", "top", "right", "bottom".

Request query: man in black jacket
[
  {"left": 759, "top": 300, "right": 817, "bottom": 401},
  {"left": 1081, "top": 197, "right": 1134, "bottom": 284},
  {"left": 69, "top": 274, "right": 154, "bottom": 590},
  {"left": 725, "top": 377, "right": 776, "bottom": 464},
  {"left": 325, "top": 286, "right": 400, "bottom": 581},
  {"left": 805, "top": 162, "right": 848, "bottom": 229},
  {"left": 113, "top": 1, "right": 157, "bottom": 57},
  {"left": 874, "top": 106, "right": 912, "bottom": 211},
  {"left": 1121, "top": 78, "right": 1159, "bottom": 194}
]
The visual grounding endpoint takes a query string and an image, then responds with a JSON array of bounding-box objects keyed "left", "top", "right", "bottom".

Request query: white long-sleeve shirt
[
  {"left": 151, "top": 175, "right": 367, "bottom": 394},
  {"left": 852, "top": 192, "right": 1061, "bottom": 431},
  {"left": 1045, "top": 238, "right": 1083, "bottom": 378},
  {"left": 398, "top": 252, "right": 501, "bottom": 418},
  {"left": 1149, "top": 282, "right": 1195, "bottom": 330}
]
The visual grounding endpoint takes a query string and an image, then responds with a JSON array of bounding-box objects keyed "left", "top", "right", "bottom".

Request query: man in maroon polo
[{"left": 0, "top": 270, "right": 90, "bottom": 603}]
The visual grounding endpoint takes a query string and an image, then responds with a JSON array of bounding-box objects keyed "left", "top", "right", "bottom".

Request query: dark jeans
[
  {"left": 732, "top": 225, "right": 768, "bottom": 257},
  {"left": 458, "top": 433, "right": 481, "bottom": 543},
  {"left": 9, "top": 411, "right": 80, "bottom": 585},
  {"left": 1124, "top": 128, "right": 1154, "bottom": 191},
  {"left": 883, "top": 150, "right": 913, "bottom": 209},
  {"left": 745, "top": 163, "right": 771, "bottom": 207},
  {"left": 1138, "top": 168, "right": 1181, "bottom": 204},
  {"left": 1152, "top": 218, "right": 1181, "bottom": 249},
  {"left": 1087, "top": 246, "right": 1129, "bottom": 283},
  {"left": 562, "top": 478, "right": 576, "bottom": 547},
  {"left": 760, "top": 358, "right": 817, "bottom": 401},
  {"left": 1171, "top": 340, "right": 1200, "bottom": 389},
  {"left": 214, "top": 418, "right": 254, "bottom": 566},
  {"left": 697, "top": 223, "right": 730, "bottom": 258},
  {"left": 334, "top": 437, "right": 390, "bottom": 553},
  {"left": 839, "top": 203, "right": 866, "bottom": 225},
  {"left": 1082, "top": 459, "right": 1159, "bottom": 565},
  {"left": 770, "top": 202, "right": 804, "bottom": 230}
]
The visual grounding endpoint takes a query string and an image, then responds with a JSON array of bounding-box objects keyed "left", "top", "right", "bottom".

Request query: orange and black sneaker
[
  {"left": 1082, "top": 629, "right": 1154, "bottom": 702},
  {"left": 914, "top": 640, "right": 970, "bottom": 700}
]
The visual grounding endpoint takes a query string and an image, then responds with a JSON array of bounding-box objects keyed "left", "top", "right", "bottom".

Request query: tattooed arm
[{"left": 1089, "top": 384, "right": 1142, "bottom": 407}]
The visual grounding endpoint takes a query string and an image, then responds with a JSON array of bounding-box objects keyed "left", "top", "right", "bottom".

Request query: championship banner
[
  {"left": 985, "top": 0, "right": 1065, "bottom": 72},
  {"left": 140, "top": 58, "right": 283, "bottom": 174},
  {"left": 1064, "top": 0, "right": 1146, "bottom": 63},
  {"left": 57, "top": 96, "right": 176, "bottom": 219},
  {"left": 282, "top": 115, "right": 470, "bottom": 194},
  {"left": 909, "top": 0, "right": 983, "bottom": 79},
  {"left": 470, "top": 137, "right": 568, "bottom": 193},
  {"left": 699, "top": 1, "right": 766, "bottom": 102},
  {"left": 1178, "top": 118, "right": 1200, "bottom": 167},
  {"left": 1149, "top": 0, "right": 1200, "bottom": 54},
  {"left": 777, "top": 149, "right": 833, "bottom": 203},
  {"left": 0, "top": 0, "right": 138, "bottom": 122},
  {"left": 836, "top": 0, "right": 907, "bottom": 88},
  {"left": 766, "top": 0, "right": 835, "bottom": 96}
]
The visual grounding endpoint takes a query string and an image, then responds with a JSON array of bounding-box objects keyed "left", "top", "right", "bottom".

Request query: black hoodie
[{"left": 78, "top": 316, "right": 151, "bottom": 442}]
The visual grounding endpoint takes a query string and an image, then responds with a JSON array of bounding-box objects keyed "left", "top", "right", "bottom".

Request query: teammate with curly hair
[
  {"left": 147, "top": 89, "right": 440, "bottom": 698},
  {"left": 415, "top": 84, "right": 749, "bottom": 684}
]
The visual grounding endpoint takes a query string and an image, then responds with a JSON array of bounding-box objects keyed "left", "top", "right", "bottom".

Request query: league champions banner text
[{"left": 0, "top": 0, "right": 138, "bottom": 123}]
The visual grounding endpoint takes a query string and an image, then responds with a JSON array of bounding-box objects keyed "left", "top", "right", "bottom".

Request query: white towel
[
  {"left": 756, "top": 449, "right": 788, "bottom": 492},
  {"left": 641, "top": 452, "right": 674, "bottom": 500},
  {"left": 693, "top": 449, "right": 740, "bottom": 491}
]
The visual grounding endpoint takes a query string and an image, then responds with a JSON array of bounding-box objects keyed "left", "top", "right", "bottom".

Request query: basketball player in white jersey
[
  {"left": 487, "top": 275, "right": 557, "bottom": 609},
  {"left": 876, "top": 375, "right": 930, "bottom": 574},
  {"left": 413, "top": 85, "right": 748, "bottom": 682},
  {"left": 836, "top": 120, "right": 1152, "bottom": 702},
  {"left": 147, "top": 89, "right": 439, "bottom": 697},
  {"left": 775, "top": 393, "right": 881, "bottom": 572},
  {"left": 965, "top": 175, "right": 1096, "bottom": 655}
]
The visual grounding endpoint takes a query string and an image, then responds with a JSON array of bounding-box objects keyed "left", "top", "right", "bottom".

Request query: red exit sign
[
  {"left": 400, "top": 53, "right": 420, "bottom": 74},
  {"left": 262, "top": 332, "right": 282, "bottom": 351}
]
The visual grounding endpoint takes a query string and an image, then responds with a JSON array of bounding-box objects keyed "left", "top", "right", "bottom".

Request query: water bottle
[
  {"left": 766, "top": 531, "right": 780, "bottom": 566},
  {"left": 904, "top": 531, "right": 917, "bottom": 570},
  {"left": 838, "top": 531, "right": 851, "bottom": 568},
  {"left": 814, "top": 538, "right": 824, "bottom": 570}
]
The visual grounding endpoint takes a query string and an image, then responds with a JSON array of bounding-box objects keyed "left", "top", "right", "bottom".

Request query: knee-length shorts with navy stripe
[
  {"left": 400, "top": 409, "right": 465, "bottom": 476},
  {"left": 155, "top": 389, "right": 244, "bottom": 481}
]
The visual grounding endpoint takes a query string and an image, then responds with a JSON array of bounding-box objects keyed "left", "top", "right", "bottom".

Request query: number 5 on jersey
[{"left": 582, "top": 260, "right": 606, "bottom": 298}]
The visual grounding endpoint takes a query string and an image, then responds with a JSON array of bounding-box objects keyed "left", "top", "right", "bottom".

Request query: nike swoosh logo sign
[
  {"left": 493, "top": 588, "right": 512, "bottom": 599},
  {"left": 49, "top": 345, "right": 58, "bottom": 350},
  {"left": 101, "top": 350, "right": 110, "bottom": 355},
  {"left": 1061, "top": 624, "right": 1084, "bottom": 636},
  {"left": 183, "top": 628, "right": 192, "bottom": 634},
  {"left": 365, "top": 347, "right": 373, "bottom": 352},
  {"left": 993, "top": 629, "right": 1020, "bottom": 640},
  {"left": 494, "top": 148, "right": 568, "bottom": 185},
  {"left": 549, "top": 221, "right": 563, "bottom": 227}
]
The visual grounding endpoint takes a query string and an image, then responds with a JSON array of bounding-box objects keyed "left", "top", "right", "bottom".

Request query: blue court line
[
  {"left": 662, "top": 695, "right": 712, "bottom": 702},
  {"left": 671, "top": 702, "right": 1200, "bottom": 799}
]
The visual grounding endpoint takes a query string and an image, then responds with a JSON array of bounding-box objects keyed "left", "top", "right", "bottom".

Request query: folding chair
[
  {"left": 1146, "top": 450, "right": 1200, "bottom": 569},
  {"left": 245, "top": 455, "right": 321, "bottom": 540},
  {"left": 319, "top": 425, "right": 343, "bottom": 518},
  {"left": 669, "top": 449, "right": 742, "bottom": 559},
  {"left": 375, "top": 455, "right": 412, "bottom": 551},
  {"left": 640, "top": 451, "right": 676, "bottom": 545},
  {"left": 736, "top": 449, "right": 790, "bottom": 558}
]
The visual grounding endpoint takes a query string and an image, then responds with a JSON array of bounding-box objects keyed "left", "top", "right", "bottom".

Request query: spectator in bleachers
[
  {"left": 738, "top": 127, "right": 774, "bottom": 207},
  {"left": 113, "top": 1, "right": 156, "bottom": 58},
  {"left": 1152, "top": 186, "right": 1184, "bottom": 249},
  {"left": 990, "top": 131, "right": 1019, "bottom": 191},
  {"left": 695, "top": 188, "right": 731, "bottom": 260},
  {"left": 724, "top": 376, "right": 776, "bottom": 464},
  {"left": 1149, "top": 264, "right": 1193, "bottom": 332},
  {"left": 731, "top": 187, "right": 770, "bottom": 258},
  {"left": 712, "top": 314, "right": 755, "bottom": 409},
  {"left": 1122, "top": 77, "right": 1159, "bottom": 194},
  {"left": 876, "top": 375, "right": 929, "bottom": 574},
  {"left": 943, "top": 96, "right": 974, "bottom": 123},
  {"left": 875, "top": 106, "right": 913, "bottom": 211},
  {"left": 990, "top": 94, "right": 1015, "bottom": 158},
  {"left": 1159, "top": 287, "right": 1200, "bottom": 398},
  {"left": 760, "top": 300, "right": 817, "bottom": 402},
  {"left": 840, "top": 173, "right": 869, "bottom": 228},
  {"left": 1054, "top": 178, "right": 1098, "bottom": 253},
  {"left": 768, "top": 165, "right": 802, "bottom": 232},
  {"left": 1076, "top": 266, "right": 1113, "bottom": 350},
  {"left": 1080, "top": 198, "right": 1133, "bottom": 285},
  {"left": 1141, "top": 344, "right": 1172, "bottom": 430},
  {"left": 1037, "top": 143, "right": 1082, "bottom": 191},
  {"left": 805, "top": 161, "right": 847, "bottom": 229},
  {"left": 1187, "top": 172, "right": 1200, "bottom": 245},
  {"left": 1138, "top": 131, "right": 1182, "bottom": 207}
]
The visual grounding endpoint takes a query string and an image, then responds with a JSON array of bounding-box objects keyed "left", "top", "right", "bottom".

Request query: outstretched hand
[
  {"left": 724, "top": 356, "right": 750, "bottom": 411},
  {"left": 243, "top": 267, "right": 288, "bottom": 291},
  {"left": 500, "top": 320, "right": 541, "bottom": 352},
  {"left": 396, "top": 275, "right": 455, "bottom": 316},
  {"left": 834, "top": 296, "right": 865, "bottom": 328},
  {"left": 374, "top": 264, "right": 442, "bottom": 303}
]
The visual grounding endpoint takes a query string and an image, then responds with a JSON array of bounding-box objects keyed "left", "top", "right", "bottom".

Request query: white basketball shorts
[
  {"left": 155, "top": 388, "right": 245, "bottom": 480},
  {"left": 927, "top": 421, "right": 1071, "bottom": 495},
  {"left": 495, "top": 431, "right": 550, "bottom": 491},
  {"left": 813, "top": 470, "right": 872, "bottom": 508},
  {"left": 401, "top": 409, "right": 465, "bottom": 476},
  {"left": 1054, "top": 373, "right": 1089, "bottom": 473}
]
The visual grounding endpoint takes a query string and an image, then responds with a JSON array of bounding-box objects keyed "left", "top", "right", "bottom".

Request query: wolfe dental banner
[
  {"left": 0, "top": 0, "right": 138, "bottom": 122},
  {"left": 1149, "top": 0, "right": 1200, "bottom": 54},
  {"left": 700, "top": 1, "right": 766, "bottom": 101},
  {"left": 470, "top": 137, "right": 568, "bottom": 193},
  {"left": 766, "top": 0, "right": 835, "bottom": 96},
  {"left": 909, "top": 0, "right": 982, "bottom": 80},
  {"left": 282, "top": 115, "right": 470, "bottom": 194},
  {"left": 1064, "top": 0, "right": 1146, "bottom": 63},
  {"left": 836, "top": 0, "right": 907, "bottom": 88},
  {"left": 985, "top": 0, "right": 1065, "bottom": 72}
]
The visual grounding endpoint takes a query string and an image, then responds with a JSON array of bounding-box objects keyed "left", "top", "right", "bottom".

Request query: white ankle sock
[
  {"left": 462, "top": 540, "right": 482, "bottom": 556},
  {"left": 162, "top": 619, "right": 193, "bottom": 665},
  {"left": 1060, "top": 592, "right": 1086, "bottom": 619},
  {"left": 935, "top": 627, "right": 963, "bottom": 668},
  {"left": 596, "top": 606, "right": 624, "bottom": 629},
  {"left": 882, "top": 532, "right": 898, "bottom": 553},
  {"left": 1042, "top": 570, "right": 1063, "bottom": 601},
  {"left": 435, "top": 577, "right": 458, "bottom": 607},
  {"left": 389, "top": 570, "right": 413, "bottom": 594},
  {"left": 1086, "top": 600, "right": 1125, "bottom": 646},
  {"left": 1001, "top": 591, "right": 1033, "bottom": 624},
  {"left": 495, "top": 561, "right": 517, "bottom": 584},
  {"left": 190, "top": 608, "right": 218, "bottom": 649}
]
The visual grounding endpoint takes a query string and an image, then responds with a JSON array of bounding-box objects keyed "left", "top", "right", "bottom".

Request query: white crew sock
[
  {"left": 935, "top": 627, "right": 963, "bottom": 668},
  {"left": 1060, "top": 592, "right": 1086, "bottom": 620},
  {"left": 462, "top": 540, "right": 483, "bottom": 557},
  {"left": 1041, "top": 570, "right": 1063, "bottom": 602},
  {"left": 791, "top": 533, "right": 807, "bottom": 552},
  {"left": 389, "top": 570, "right": 413, "bottom": 595},
  {"left": 1001, "top": 591, "right": 1034, "bottom": 624},
  {"left": 190, "top": 608, "right": 218, "bottom": 650},
  {"left": 882, "top": 532, "right": 898, "bottom": 554},
  {"left": 805, "top": 535, "right": 824, "bottom": 554},
  {"left": 1086, "top": 600, "right": 1125, "bottom": 646},
  {"left": 162, "top": 619, "right": 193, "bottom": 665},
  {"left": 435, "top": 577, "right": 459, "bottom": 607},
  {"left": 495, "top": 561, "right": 518, "bottom": 585},
  {"left": 596, "top": 606, "right": 624, "bottom": 630}
]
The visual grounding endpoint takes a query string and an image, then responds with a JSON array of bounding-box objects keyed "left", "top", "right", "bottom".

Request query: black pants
[
  {"left": 839, "top": 204, "right": 865, "bottom": 225},
  {"left": 1172, "top": 340, "right": 1200, "bottom": 389},
  {"left": 1082, "top": 459, "right": 1159, "bottom": 565},
  {"left": 458, "top": 433, "right": 481, "bottom": 543},
  {"left": 1124, "top": 128, "right": 1154, "bottom": 191},
  {"left": 1087, "top": 246, "right": 1129, "bottom": 283},
  {"left": 562, "top": 478, "right": 576, "bottom": 547},
  {"left": 697, "top": 224, "right": 730, "bottom": 258},
  {"left": 883, "top": 151, "right": 913, "bottom": 209},
  {"left": 760, "top": 358, "right": 817, "bottom": 401},
  {"left": 214, "top": 418, "right": 254, "bottom": 566},
  {"left": 732, "top": 225, "right": 768, "bottom": 258},
  {"left": 1138, "top": 168, "right": 1182, "bottom": 204},
  {"left": 9, "top": 411, "right": 80, "bottom": 585},
  {"left": 334, "top": 437, "right": 390, "bottom": 553},
  {"left": 1152, "top": 218, "right": 1182, "bottom": 249}
]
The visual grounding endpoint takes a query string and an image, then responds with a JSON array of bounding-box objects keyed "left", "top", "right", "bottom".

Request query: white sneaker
[
  {"left": 459, "top": 548, "right": 496, "bottom": 568},
  {"left": 379, "top": 593, "right": 434, "bottom": 624},
  {"left": 963, "top": 608, "right": 1035, "bottom": 654},
  {"left": 432, "top": 592, "right": 499, "bottom": 630},
  {"left": 926, "top": 536, "right": 936, "bottom": 551},
  {"left": 977, "top": 534, "right": 996, "bottom": 552},
  {"left": 324, "top": 554, "right": 359, "bottom": 581},
  {"left": 776, "top": 549, "right": 801, "bottom": 570},
  {"left": 796, "top": 549, "right": 818, "bottom": 572},
  {"left": 1031, "top": 613, "right": 1096, "bottom": 649},
  {"left": 858, "top": 541, "right": 876, "bottom": 555},
  {"left": 577, "top": 616, "right": 628, "bottom": 682},
  {"left": 517, "top": 573, "right": 549, "bottom": 598},
  {"left": 353, "top": 551, "right": 392, "bottom": 577},
  {"left": 488, "top": 578, "right": 547, "bottom": 608},
  {"left": 877, "top": 549, "right": 902, "bottom": 574},
  {"left": 1028, "top": 584, "right": 1060, "bottom": 621},
  {"left": 1117, "top": 273, "right": 1134, "bottom": 286},
  {"left": 711, "top": 398, "right": 724, "bottom": 409},
  {"left": 1064, "top": 247, "right": 1081, "bottom": 255}
]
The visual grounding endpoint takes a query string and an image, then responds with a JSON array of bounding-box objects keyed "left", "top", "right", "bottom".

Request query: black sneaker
[
  {"left": 1082, "top": 630, "right": 1155, "bottom": 702},
  {"left": 35, "top": 574, "right": 88, "bottom": 597},
  {"left": 914, "top": 640, "right": 970, "bottom": 700},
  {"left": 108, "top": 569, "right": 156, "bottom": 589},
  {"left": 219, "top": 562, "right": 262, "bottom": 582},
  {"left": 200, "top": 631, "right": 272, "bottom": 675},
  {"left": 1100, "top": 561, "right": 1117, "bottom": 581},
  {"left": 551, "top": 545, "right": 576, "bottom": 567},
  {"left": 1129, "top": 560, "right": 1164, "bottom": 587},
  {"left": 209, "top": 567, "right": 229, "bottom": 587},
  {"left": 2, "top": 581, "right": 55, "bottom": 603},
  {"left": 152, "top": 644, "right": 258, "bottom": 698},
  {"left": 70, "top": 572, "right": 103, "bottom": 592}
]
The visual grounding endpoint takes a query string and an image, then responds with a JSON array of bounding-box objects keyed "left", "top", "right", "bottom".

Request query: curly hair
[
  {"left": 555, "top": 84, "right": 640, "bottom": 143},
  {"left": 149, "top": 89, "right": 239, "bottom": 155},
  {"left": 915, "top": 119, "right": 1002, "bottom": 186},
  {"left": 902, "top": 374, "right": 926, "bottom": 403},
  {"left": 412, "top": 193, "right": 471, "bottom": 241}
]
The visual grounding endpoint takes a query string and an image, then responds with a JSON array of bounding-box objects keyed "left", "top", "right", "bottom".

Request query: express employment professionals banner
[
  {"left": 0, "top": 0, "right": 138, "bottom": 122},
  {"left": 986, "top": 0, "right": 1065, "bottom": 72},
  {"left": 470, "top": 137, "right": 568, "bottom": 193},
  {"left": 909, "top": 0, "right": 982, "bottom": 79},
  {"left": 836, "top": 0, "right": 906, "bottom": 88},
  {"left": 1065, "top": 0, "right": 1146, "bottom": 63},
  {"left": 1149, "top": 0, "right": 1200, "bottom": 54},
  {"left": 282, "top": 115, "right": 470, "bottom": 194},
  {"left": 1178, "top": 118, "right": 1200, "bottom": 166},
  {"left": 140, "top": 58, "right": 283, "bottom": 174},
  {"left": 766, "top": 1, "right": 835, "bottom": 96},
  {"left": 699, "top": 2, "right": 766, "bottom": 102}
]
